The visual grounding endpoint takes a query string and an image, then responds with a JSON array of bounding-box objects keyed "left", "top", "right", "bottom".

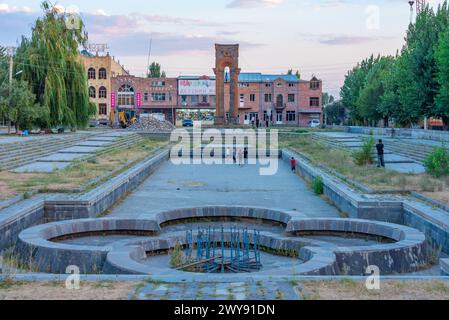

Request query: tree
[
  {"left": 0, "top": 79, "right": 49, "bottom": 131},
  {"left": 287, "top": 69, "right": 301, "bottom": 79},
  {"left": 324, "top": 100, "right": 346, "bottom": 125},
  {"left": 397, "top": 4, "right": 448, "bottom": 122},
  {"left": 15, "top": 1, "right": 94, "bottom": 129},
  {"left": 340, "top": 55, "right": 380, "bottom": 124},
  {"left": 435, "top": 27, "right": 449, "bottom": 129},
  {"left": 356, "top": 56, "right": 395, "bottom": 125},
  {"left": 147, "top": 62, "right": 165, "bottom": 78},
  {"left": 322, "top": 92, "right": 335, "bottom": 106}
]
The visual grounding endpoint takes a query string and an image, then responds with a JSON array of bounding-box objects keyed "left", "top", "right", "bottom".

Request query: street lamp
[{"left": 409, "top": 1, "right": 415, "bottom": 24}]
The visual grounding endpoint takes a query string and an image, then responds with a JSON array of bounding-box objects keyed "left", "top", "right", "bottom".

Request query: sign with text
[
  {"left": 136, "top": 93, "right": 141, "bottom": 108},
  {"left": 178, "top": 79, "right": 216, "bottom": 96},
  {"left": 111, "top": 93, "right": 115, "bottom": 109}
]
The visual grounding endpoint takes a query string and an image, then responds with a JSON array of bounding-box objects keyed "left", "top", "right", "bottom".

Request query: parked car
[
  {"left": 308, "top": 120, "right": 321, "bottom": 128},
  {"left": 182, "top": 119, "right": 194, "bottom": 127}
]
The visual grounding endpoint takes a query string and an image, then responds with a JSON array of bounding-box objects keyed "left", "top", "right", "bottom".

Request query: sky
[{"left": 0, "top": 0, "right": 446, "bottom": 97}]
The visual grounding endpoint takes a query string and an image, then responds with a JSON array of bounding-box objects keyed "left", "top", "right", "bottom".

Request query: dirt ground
[
  {"left": 0, "top": 280, "right": 135, "bottom": 300},
  {"left": 300, "top": 280, "right": 449, "bottom": 300}
]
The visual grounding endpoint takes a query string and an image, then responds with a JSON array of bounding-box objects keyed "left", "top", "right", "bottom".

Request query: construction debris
[{"left": 128, "top": 115, "right": 175, "bottom": 132}]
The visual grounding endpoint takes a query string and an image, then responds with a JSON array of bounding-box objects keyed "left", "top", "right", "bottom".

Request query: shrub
[
  {"left": 169, "top": 242, "right": 185, "bottom": 268},
  {"left": 352, "top": 137, "right": 375, "bottom": 166},
  {"left": 424, "top": 146, "right": 449, "bottom": 178},
  {"left": 312, "top": 176, "right": 324, "bottom": 195}
]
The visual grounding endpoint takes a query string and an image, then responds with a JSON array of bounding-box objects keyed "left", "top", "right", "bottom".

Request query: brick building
[
  {"left": 111, "top": 75, "right": 178, "bottom": 124},
  {"left": 176, "top": 73, "right": 322, "bottom": 126},
  {"left": 78, "top": 51, "right": 129, "bottom": 123}
]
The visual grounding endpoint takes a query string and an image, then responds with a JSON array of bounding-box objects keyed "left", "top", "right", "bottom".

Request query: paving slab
[
  {"left": 57, "top": 146, "right": 101, "bottom": 154},
  {"left": 36, "top": 153, "right": 87, "bottom": 162},
  {"left": 109, "top": 160, "right": 340, "bottom": 219},
  {"left": 12, "top": 161, "right": 71, "bottom": 173},
  {"left": 384, "top": 162, "right": 426, "bottom": 174},
  {"left": 76, "top": 140, "right": 112, "bottom": 147}
]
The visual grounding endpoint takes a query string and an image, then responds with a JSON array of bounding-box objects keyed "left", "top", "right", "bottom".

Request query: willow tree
[{"left": 15, "top": 1, "right": 95, "bottom": 129}]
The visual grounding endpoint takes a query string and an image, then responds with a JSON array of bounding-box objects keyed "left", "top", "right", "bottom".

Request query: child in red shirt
[{"left": 290, "top": 157, "right": 296, "bottom": 172}]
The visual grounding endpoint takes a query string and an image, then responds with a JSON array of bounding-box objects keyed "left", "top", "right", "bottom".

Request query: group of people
[{"left": 226, "top": 147, "right": 248, "bottom": 167}]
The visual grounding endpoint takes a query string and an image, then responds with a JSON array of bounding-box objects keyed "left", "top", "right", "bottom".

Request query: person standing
[
  {"left": 237, "top": 148, "right": 243, "bottom": 167},
  {"left": 376, "top": 139, "right": 385, "bottom": 168},
  {"left": 256, "top": 118, "right": 260, "bottom": 128},
  {"left": 290, "top": 157, "right": 296, "bottom": 172}
]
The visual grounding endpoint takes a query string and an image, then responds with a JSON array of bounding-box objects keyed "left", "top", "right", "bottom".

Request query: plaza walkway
[{"left": 109, "top": 159, "right": 340, "bottom": 219}]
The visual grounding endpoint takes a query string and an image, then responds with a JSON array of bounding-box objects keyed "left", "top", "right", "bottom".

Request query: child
[{"left": 290, "top": 157, "right": 296, "bottom": 172}]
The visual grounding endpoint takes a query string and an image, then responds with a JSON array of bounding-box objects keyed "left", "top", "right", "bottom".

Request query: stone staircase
[
  {"left": 0, "top": 133, "right": 95, "bottom": 171},
  {"left": 0, "top": 131, "right": 145, "bottom": 171}
]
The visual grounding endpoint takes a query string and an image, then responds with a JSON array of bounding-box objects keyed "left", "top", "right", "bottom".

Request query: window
[
  {"left": 286, "top": 111, "right": 296, "bottom": 122},
  {"left": 288, "top": 94, "right": 295, "bottom": 103},
  {"left": 151, "top": 93, "right": 166, "bottom": 101},
  {"left": 276, "top": 83, "right": 282, "bottom": 87},
  {"left": 191, "top": 96, "right": 198, "bottom": 104},
  {"left": 202, "top": 95, "right": 208, "bottom": 103},
  {"left": 88, "top": 86, "right": 96, "bottom": 98},
  {"left": 181, "top": 96, "right": 187, "bottom": 105},
  {"left": 99, "top": 68, "right": 107, "bottom": 80},
  {"left": 265, "top": 83, "right": 271, "bottom": 88},
  {"left": 310, "top": 97, "right": 320, "bottom": 107},
  {"left": 264, "top": 94, "right": 272, "bottom": 103},
  {"left": 88, "top": 68, "right": 96, "bottom": 80},
  {"left": 99, "top": 86, "right": 107, "bottom": 99},
  {"left": 99, "top": 104, "right": 107, "bottom": 115},
  {"left": 250, "top": 94, "right": 256, "bottom": 102},
  {"left": 288, "top": 83, "right": 295, "bottom": 87},
  {"left": 144, "top": 93, "right": 149, "bottom": 102},
  {"left": 239, "top": 83, "right": 249, "bottom": 88},
  {"left": 117, "top": 84, "right": 135, "bottom": 106},
  {"left": 152, "top": 81, "right": 165, "bottom": 87},
  {"left": 310, "top": 80, "right": 320, "bottom": 90},
  {"left": 264, "top": 111, "right": 273, "bottom": 121}
]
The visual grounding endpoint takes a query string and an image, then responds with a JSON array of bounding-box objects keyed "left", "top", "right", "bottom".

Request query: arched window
[
  {"left": 117, "top": 84, "right": 135, "bottom": 106},
  {"left": 89, "top": 86, "right": 96, "bottom": 98},
  {"left": 99, "top": 86, "right": 107, "bottom": 98},
  {"left": 99, "top": 68, "right": 107, "bottom": 80},
  {"left": 88, "top": 68, "right": 96, "bottom": 80}
]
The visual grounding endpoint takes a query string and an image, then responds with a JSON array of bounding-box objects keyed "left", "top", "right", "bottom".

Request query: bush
[
  {"left": 352, "top": 137, "right": 375, "bottom": 166},
  {"left": 312, "top": 176, "right": 324, "bottom": 195},
  {"left": 424, "top": 146, "right": 449, "bottom": 178},
  {"left": 169, "top": 242, "right": 185, "bottom": 268}
]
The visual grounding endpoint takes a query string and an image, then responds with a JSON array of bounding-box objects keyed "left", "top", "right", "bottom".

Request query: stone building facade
[{"left": 78, "top": 51, "right": 129, "bottom": 123}]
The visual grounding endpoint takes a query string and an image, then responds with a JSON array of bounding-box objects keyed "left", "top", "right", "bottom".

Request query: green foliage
[
  {"left": 15, "top": 1, "right": 93, "bottom": 129},
  {"left": 312, "top": 176, "right": 324, "bottom": 195},
  {"left": 340, "top": 2, "right": 449, "bottom": 128},
  {"left": 0, "top": 79, "right": 49, "bottom": 130},
  {"left": 435, "top": 27, "right": 449, "bottom": 128},
  {"left": 324, "top": 100, "right": 346, "bottom": 125},
  {"left": 287, "top": 69, "right": 301, "bottom": 79},
  {"left": 169, "top": 242, "right": 185, "bottom": 268},
  {"left": 147, "top": 62, "right": 165, "bottom": 78},
  {"left": 353, "top": 137, "right": 375, "bottom": 166},
  {"left": 424, "top": 146, "right": 449, "bottom": 177}
]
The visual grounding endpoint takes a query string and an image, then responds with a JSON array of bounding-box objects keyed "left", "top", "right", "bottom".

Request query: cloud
[
  {"left": 298, "top": 32, "right": 395, "bottom": 46},
  {"left": 0, "top": 3, "right": 33, "bottom": 13},
  {"left": 226, "top": 0, "right": 283, "bottom": 9}
]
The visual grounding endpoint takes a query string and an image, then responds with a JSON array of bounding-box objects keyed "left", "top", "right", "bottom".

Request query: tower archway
[{"left": 213, "top": 44, "right": 241, "bottom": 125}]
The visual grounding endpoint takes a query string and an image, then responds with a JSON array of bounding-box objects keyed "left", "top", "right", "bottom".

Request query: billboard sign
[
  {"left": 136, "top": 93, "right": 141, "bottom": 108},
  {"left": 178, "top": 79, "right": 216, "bottom": 95}
]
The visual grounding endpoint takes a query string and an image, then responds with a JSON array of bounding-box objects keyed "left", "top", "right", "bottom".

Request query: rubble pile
[{"left": 128, "top": 116, "right": 175, "bottom": 132}]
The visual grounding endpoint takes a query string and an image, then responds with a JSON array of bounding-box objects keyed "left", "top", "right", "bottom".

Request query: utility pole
[{"left": 5, "top": 46, "right": 16, "bottom": 134}]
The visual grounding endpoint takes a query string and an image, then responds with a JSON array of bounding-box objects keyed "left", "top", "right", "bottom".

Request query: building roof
[{"left": 178, "top": 73, "right": 302, "bottom": 83}]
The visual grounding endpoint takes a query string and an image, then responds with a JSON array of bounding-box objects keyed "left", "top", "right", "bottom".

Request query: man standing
[{"left": 376, "top": 139, "right": 385, "bottom": 168}]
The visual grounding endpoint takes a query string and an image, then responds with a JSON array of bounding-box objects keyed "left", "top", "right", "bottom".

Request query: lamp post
[
  {"left": 409, "top": 1, "right": 415, "bottom": 24},
  {"left": 5, "top": 46, "right": 16, "bottom": 134}
]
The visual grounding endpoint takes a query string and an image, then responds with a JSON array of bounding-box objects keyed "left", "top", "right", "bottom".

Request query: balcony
[{"left": 274, "top": 103, "right": 287, "bottom": 110}]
